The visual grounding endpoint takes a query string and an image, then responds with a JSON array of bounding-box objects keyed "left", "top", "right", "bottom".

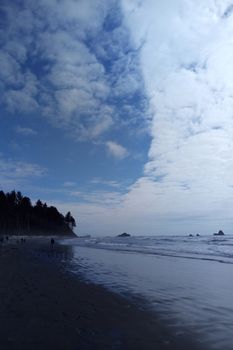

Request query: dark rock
[
  {"left": 117, "top": 232, "right": 131, "bottom": 237},
  {"left": 213, "top": 230, "right": 225, "bottom": 236}
]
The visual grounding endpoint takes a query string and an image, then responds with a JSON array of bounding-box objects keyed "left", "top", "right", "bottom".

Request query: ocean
[{"left": 61, "top": 235, "right": 233, "bottom": 349}]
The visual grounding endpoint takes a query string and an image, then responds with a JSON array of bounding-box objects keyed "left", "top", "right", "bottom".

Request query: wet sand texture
[{"left": 0, "top": 242, "right": 202, "bottom": 350}]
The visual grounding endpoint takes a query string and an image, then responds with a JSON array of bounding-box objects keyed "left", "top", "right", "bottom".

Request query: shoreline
[{"left": 0, "top": 238, "right": 202, "bottom": 350}]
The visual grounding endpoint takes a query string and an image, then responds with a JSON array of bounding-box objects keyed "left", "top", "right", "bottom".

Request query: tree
[
  {"left": 35, "top": 199, "right": 43, "bottom": 208},
  {"left": 0, "top": 191, "right": 7, "bottom": 234},
  {"left": 65, "top": 211, "right": 76, "bottom": 231},
  {"left": 19, "top": 196, "right": 32, "bottom": 233},
  {"left": 0, "top": 190, "right": 76, "bottom": 236}
]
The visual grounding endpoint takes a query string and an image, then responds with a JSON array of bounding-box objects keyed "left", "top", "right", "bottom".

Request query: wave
[{"left": 62, "top": 234, "right": 233, "bottom": 264}]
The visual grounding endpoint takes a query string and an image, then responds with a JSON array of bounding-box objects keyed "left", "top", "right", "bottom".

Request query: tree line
[{"left": 0, "top": 190, "right": 76, "bottom": 236}]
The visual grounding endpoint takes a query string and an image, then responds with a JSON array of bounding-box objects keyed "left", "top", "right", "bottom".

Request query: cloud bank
[
  {"left": 57, "top": 0, "right": 233, "bottom": 235},
  {"left": 116, "top": 0, "right": 233, "bottom": 233},
  {"left": 0, "top": 0, "right": 147, "bottom": 143}
]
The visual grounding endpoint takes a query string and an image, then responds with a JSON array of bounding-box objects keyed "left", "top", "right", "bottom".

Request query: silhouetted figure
[{"left": 50, "top": 238, "right": 55, "bottom": 249}]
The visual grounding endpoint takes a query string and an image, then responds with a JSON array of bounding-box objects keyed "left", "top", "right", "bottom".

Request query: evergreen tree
[
  {"left": 0, "top": 190, "right": 76, "bottom": 236},
  {"left": 65, "top": 212, "right": 76, "bottom": 230}
]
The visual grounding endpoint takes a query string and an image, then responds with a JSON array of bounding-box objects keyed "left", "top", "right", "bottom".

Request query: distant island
[{"left": 0, "top": 190, "right": 76, "bottom": 236}]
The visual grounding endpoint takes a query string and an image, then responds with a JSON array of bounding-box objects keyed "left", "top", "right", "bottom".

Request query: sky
[{"left": 1, "top": 0, "right": 233, "bottom": 236}]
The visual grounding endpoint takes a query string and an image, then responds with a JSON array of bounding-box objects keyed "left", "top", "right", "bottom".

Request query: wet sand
[{"left": 0, "top": 239, "right": 202, "bottom": 350}]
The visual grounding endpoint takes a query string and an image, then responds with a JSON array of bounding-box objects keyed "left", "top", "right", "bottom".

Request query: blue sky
[{"left": 1, "top": 0, "right": 233, "bottom": 235}]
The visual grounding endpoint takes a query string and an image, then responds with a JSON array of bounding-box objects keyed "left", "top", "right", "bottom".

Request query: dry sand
[{"left": 0, "top": 239, "right": 202, "bottom": 350}]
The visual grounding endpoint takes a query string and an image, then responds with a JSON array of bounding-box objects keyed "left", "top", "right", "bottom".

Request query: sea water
[{"left": 61, "top": 235, "right": 233, "bottom": 349}]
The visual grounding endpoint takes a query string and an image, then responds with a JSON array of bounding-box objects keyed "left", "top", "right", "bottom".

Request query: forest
[{"left": 0, "top": 190, "right": 76, "bottom": 236}]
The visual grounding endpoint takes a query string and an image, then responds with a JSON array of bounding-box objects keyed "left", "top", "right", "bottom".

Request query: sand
[{"left": 0, "top": 238, "right": 202, "bottom": 350}]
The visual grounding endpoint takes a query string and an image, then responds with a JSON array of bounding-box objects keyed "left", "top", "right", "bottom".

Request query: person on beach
[{"left": 50, "top": 238, "right": 55, "bottom": 249}]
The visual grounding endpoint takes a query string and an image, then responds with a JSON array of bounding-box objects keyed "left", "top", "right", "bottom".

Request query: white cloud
[
  {"left": 106, "top": 141, "right": 129, "bottom": 159},
  {"left": 4, "top": 71, "right": 39, "bottom": 113},
  {"left": 54, "top": 0, "right": 233, "bottom": 236},
  {"left": 0, "top": 52, "right": 22, "bottom": 87},
  {"left": 91, "top": 178, "right": 121, "bottom": 188},
  {"left": 15, "top": 126, "right": 37, "bottom": 136},
  {"left": 114, "top": 0, "right": 233, "bottom": 233},
  {"left": 0, "top": 0, "right": 147, "bottom": 141},
  {"left": 0, "top": 158, "right": 45, "bottom": 178},
  {"left": 70, "top": 190, "right": 122, "bottom": 208},
  {"left": 63, "top": 181, "right": 76, "bottom": 187},
  {"left": 0, "top": 155, "right": 46, "bottom": 189}
]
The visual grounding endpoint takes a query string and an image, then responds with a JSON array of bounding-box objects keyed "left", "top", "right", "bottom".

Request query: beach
[
  {"left": 0, "top": 238, "right": 201, "bottom": 350},
  {"left": 63, "top": 236, "right": 233, "bottom": 350}
]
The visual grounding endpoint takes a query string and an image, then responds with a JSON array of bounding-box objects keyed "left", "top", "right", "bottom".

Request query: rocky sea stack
[
  {"left": 213, "top": 230, "right": 225, "bottom": 236},
  {"left": 117, "top": 232, "right": 131, "bottom": 237}
]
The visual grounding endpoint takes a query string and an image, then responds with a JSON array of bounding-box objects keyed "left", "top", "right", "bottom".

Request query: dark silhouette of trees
[
  {"left": 0, "top": 190, "right": 76, "bottom": 236},
  {"left": 65, "top": 211, "right": 76, "bottom": 231}
]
